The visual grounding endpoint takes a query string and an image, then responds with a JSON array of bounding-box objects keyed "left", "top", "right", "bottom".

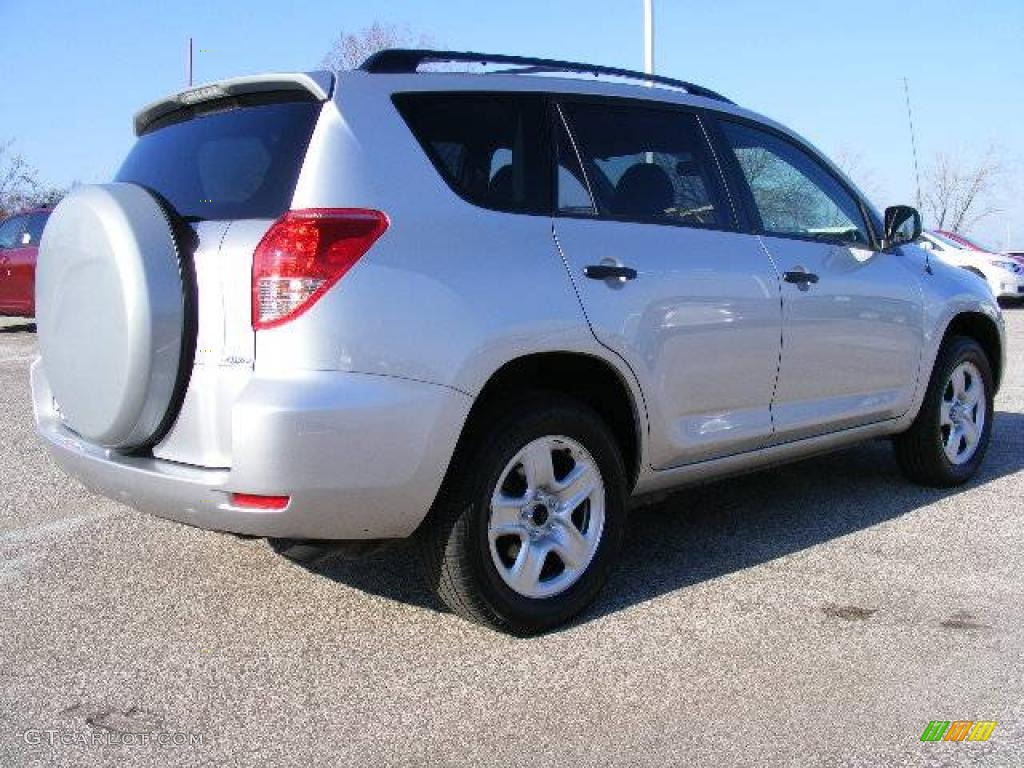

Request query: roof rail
[{"left": 360, "top": 49, "right": 733, "bottom": 104}]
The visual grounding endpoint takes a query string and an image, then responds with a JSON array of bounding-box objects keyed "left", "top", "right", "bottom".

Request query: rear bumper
[{"left": 31, "top": 360, "right": 471, "bottom": 539}]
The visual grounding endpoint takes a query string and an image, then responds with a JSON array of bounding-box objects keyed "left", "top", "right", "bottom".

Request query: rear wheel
[
  {"left": 419, "top": 395, "right": 627, "bottom": 635},
  {"left": 894, "top": 336, "right": 994, "bottom": 487}
]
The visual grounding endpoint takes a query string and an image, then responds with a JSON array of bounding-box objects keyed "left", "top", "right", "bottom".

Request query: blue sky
[{"left": 2, "top": 0, "right": 1022, "bottom": 246}]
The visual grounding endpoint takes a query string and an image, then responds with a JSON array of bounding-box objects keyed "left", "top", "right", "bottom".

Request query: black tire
[
  {"left": 894, "top": 336, "right": 994, "bottom": 487},
  {"left": 418, "top": 394, "right": 627, "bottom": 635}
]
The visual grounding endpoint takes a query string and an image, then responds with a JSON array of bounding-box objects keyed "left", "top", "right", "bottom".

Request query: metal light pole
[
  {"left": 187, "top": 37, "right": 193, "bottom": 87},
  {"left": 903, "top": 77, "right": 922, "bottom": 211},
  {"left": 643, "top": 0, "right": 655, "bottom": 75},
  {"left": 643, "top": 0, "right": 655, "bottom": 163}
]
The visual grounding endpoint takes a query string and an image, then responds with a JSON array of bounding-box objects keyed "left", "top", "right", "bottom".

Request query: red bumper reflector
[{"left": 230, "top": 493, "right": 290, "bottom": 510}]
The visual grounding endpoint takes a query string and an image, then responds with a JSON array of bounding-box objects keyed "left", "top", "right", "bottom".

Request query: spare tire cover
[{"left": 36, "top": 183, "right": 185, "bottom": 449}]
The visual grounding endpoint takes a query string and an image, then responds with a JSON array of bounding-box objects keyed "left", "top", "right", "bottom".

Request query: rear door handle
[
  {"left": 783, "top": 270, "right": 819, "bottom": 285},
  {"left": 584, "top": 265, "right": 637, "bottom": 281}
]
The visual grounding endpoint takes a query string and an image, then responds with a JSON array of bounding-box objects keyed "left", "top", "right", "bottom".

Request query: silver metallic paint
[
  {"left": 33, "top": 360, "right": 471, "bottom": 539},
  {"left": 760, "top": 236, "right": 925, "bottom": 441},
  {"left": 32, "top": 69, "right": 1006, "bottom": 540},
  {"left": 553, "top": 218, "right": 783, "bottom": 469},
  {"left": 36, "top": 183, "right": 184, "bottom": 448}
]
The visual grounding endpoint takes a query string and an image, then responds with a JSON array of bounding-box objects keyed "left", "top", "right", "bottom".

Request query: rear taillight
[{"left": 252, "top": 208, "right": 388, "bottom": 329}]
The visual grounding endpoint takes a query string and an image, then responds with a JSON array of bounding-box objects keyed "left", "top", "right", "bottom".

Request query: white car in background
[{"left": 919, "top": 230, "right": 1024, "bottom": 300}]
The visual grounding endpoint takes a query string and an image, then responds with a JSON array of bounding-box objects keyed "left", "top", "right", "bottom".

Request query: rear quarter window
[
  {"left": 116, "top": 96, "right": 321, "bottom": 221},
  {"left": 394, "top": 94, "right": 550, "bottom": 215}
]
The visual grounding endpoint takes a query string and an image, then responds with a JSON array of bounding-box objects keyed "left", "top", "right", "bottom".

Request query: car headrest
[
  {"left": 489, "top": 165, "right": 515, "bottom": 203},
  {"left": 612, "top": 163, "right": 673, "bottom": 217}
]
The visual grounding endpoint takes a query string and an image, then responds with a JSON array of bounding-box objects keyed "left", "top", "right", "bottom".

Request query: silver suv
[{"left": 33, "top": 50, "right": 1004, "bottom": 634}]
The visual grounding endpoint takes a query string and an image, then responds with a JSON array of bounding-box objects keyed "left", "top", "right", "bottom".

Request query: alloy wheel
[
  {"left": 487, "top": 435, "right": 606, "bottom": 599},
  {"left": 939, "top": 360, "right": 986, "bottom": 465}
]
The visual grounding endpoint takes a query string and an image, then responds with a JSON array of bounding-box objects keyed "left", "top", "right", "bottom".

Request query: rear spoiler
[{"left": 133, "top": 71, "right": 334, "bottom": 135}]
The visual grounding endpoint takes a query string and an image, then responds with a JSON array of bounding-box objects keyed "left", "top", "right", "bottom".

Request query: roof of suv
[
  {"left": 361, "top": 49, "right": 734, "bottom": 102},
  {"left": 135, "top": 49, "right": 762, "bottom": 135},
  {"left": 335, "top": 50, "right": 794, "bottom": 143},
  {"left": 129, "top": 49, "right": 875, "bottom": 215},
  {"left": 335, "top": 51, "right": 811, "bottom": 168},
  {"left": 349, "top": 48, "right": 755, "bottom": 117}
]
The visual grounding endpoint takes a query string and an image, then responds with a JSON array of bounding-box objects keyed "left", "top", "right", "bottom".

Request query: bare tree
[
  {"left": 322, "top": 22, "right": 432, "bottom": 73},
  {"left": 0, "top": 140, "right": 41, "bottom": 219},
  {"left": 32, "top": 184, "right": 71, "bottom": 209},
  {"left": 0, "top": 140, "right": 72, "bottom": 218},
  {"left": 922, "top": 146, "right": 1004, "bottom": 233}
]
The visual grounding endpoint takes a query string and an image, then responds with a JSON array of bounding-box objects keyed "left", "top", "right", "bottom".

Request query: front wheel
[
  {"left": 894, "top": 336, "right": 994, "bottom": 487},
  {"left": 419, "top": 395, "right": 627, "bottom": 635}
]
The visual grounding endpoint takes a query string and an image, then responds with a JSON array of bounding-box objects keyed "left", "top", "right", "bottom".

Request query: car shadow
[
  {"left": 288, "top": 410, "right": 1024, "bottom": 629},
  {"left": 0, "top": 320, "right": 36, "bottom": 333}
]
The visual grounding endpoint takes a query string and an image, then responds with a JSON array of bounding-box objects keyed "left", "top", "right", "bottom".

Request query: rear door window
[
  {"left": 394, "top": 94, "right": 550, "bottom": 214},
  {"left": 557, "top": 101, "right": 731, "bottom": 228},
  {"left": 116, "top": 96, "right": 321, "bottom": 220}
]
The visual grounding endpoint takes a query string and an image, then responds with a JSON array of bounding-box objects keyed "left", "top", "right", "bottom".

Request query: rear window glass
[
  {"left": 394, "top": 94, "right": 550, "bottom": 214},
  {"left": 24, "top": 212, "right": 50, "bottom": 245},
  {"left": 116, "top": 97, "right": 321, "bottom": 220},
  {"left": 0, "top": 216, "right": 23, "bottom": 249}
]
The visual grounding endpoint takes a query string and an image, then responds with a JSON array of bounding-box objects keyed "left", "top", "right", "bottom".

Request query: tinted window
[
  {"left": 23, "top": 212, "right": 50, "bottom": 245},
  {"left": 720, "top": 121, "right": 869, "bottom": 245},
  {"left": 554, "top": 109, "right": 596, "bottom": 215},
  {"left": 559, "top": 102, "right": 728, "bottom": 228},
  {"left": 116, "top": 97, "right": 321, "bottom": 220},
  {"left": 395, "top": 94, "right": 550, "bottom": 214},
  {"left": 0, "top": 216, "right": 23, "bottom": 249}
]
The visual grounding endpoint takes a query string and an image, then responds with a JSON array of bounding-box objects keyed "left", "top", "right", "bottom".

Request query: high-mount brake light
[{"left": 252, "top": 209, "right": 388, "bottom": 330}]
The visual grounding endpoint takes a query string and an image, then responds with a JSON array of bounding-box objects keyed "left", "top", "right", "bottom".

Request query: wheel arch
[
  {"left": 453, "top": 352, "right": 645, "bottom": 491},
  {"left": 939, "top": 311, "right": 1004, "bottom": 391}
]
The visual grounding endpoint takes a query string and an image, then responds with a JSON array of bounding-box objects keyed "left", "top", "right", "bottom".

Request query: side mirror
[{"left": 884, "top": 205, "right": 922, "bottom": 248}]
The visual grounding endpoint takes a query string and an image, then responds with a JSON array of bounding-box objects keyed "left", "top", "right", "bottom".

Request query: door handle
[
  {"left": 783, "top": 270, "right": 819, "bottom": 285},
  {"left": 584, "top": 264, "right": 637, "bottom": 281}
]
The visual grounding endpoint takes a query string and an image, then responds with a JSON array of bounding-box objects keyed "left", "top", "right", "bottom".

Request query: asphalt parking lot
[{"left": 1, "top": 309, "right": 1022, "bottom": 768}]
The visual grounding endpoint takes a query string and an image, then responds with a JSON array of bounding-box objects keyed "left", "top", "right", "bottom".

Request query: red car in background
[
  {"left": 0, "top": 208, "right": 51, "bottom": 317},
  {"left": 933, "top": 229, "right": 986, "bottom": 251}
]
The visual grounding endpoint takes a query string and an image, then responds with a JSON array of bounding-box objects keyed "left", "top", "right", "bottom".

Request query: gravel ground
[{"left": 1, "top": 309, "right": 1022, "bottom": 768}]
